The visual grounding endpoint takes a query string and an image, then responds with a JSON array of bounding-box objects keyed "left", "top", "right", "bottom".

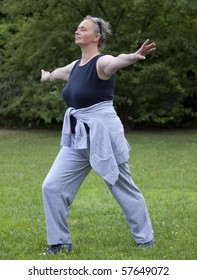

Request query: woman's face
[{"left": 75, "top": 19, "right": 99, "bottom": 47}]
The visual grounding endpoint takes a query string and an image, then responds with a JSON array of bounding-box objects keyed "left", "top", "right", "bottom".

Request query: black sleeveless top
[{"left": 62, "top": 54, "right": 115, "bottom": 109}]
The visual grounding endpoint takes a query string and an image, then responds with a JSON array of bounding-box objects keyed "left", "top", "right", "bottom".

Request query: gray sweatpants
[{"left": 42, "top": 143, "right": 154, "bottom": 246}]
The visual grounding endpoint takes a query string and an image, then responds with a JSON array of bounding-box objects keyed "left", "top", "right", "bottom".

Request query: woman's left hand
[{"left": 135, "top": 39, "right": 156, "bottom": 60}]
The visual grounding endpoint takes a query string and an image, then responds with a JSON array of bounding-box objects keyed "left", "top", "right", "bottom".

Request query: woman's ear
[{"left": 93, "top": 33, "right": 101, "bottom": 43}]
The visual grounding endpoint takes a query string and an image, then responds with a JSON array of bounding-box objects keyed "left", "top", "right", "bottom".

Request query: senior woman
[{"left": 40, "top": 15, "right": 156, "bottom": 255}]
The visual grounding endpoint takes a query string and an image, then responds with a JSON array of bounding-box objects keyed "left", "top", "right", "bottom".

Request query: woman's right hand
[{"left": 40, "top": 69, "right": 51, "bottom": 82}]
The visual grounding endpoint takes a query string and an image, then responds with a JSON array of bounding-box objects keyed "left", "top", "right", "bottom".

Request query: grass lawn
[{"left": 0, "top": 129, "right": 196, "bottom": 260}]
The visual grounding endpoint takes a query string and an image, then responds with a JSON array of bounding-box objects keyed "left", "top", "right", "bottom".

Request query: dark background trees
[{"left": 0, "top": 0, "right": 196, "bottom": 129}]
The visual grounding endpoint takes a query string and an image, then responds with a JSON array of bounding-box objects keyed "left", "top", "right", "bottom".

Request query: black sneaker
[
  {"left": 137, "top": 239, "right": 155, "bottom": 248},
  {"left": 42, "top": 244, "right": 72, "bottom": 255}
]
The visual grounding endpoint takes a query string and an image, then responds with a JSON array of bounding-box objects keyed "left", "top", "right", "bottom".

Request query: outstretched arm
[
  {"left": 40, "top": 60, "right": 77, "bottom": 82},
  {"left": 98, "top": 39, "right": 156, "bottom": 78}
]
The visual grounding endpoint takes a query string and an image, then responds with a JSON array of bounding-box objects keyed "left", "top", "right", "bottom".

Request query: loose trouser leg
[
  {"left": 106, "top": 162, "right": 154, "bottom": 244},
  {"left": 42, "top": 146, "right": 91, "bottom": 245}
]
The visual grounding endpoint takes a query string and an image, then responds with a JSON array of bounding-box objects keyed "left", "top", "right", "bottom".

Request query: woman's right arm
[{"left": 40, "top": 60, "right": 77, "bottom": 82}]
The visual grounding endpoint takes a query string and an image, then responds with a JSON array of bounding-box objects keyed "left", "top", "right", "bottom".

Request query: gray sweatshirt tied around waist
[{"left": 60, "top": 101, "right": 131, "bottom": 185}]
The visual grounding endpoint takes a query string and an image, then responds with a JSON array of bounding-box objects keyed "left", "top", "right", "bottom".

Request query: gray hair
[{"left": 84, "top": 15, "right": 112, "bottom": 48}]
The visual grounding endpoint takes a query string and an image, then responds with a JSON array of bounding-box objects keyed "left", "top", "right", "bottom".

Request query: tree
[{"left": 0, "top": 0, "right": 196, "bottom": 128}]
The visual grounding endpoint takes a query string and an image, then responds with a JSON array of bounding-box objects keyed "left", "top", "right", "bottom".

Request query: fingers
[
  {"left": 149, "top": 42, "right": 156, "bottom": 49},
  {"left": 142, "top": 40, "right": 156, "bottom": 56},
  {"left": 141, "top": 39, "right": 150, "bottom": 49},
  {"left": 147, "top": 43, "right": 156, "bottom": 52},
  {"left": 40, "top": 69, "right": 51, "bottom": 82},
  {"left": 146, "top": 48, "right": 156, "bottom": 55},
  {"left": 146, "top": 45, "right": 156, "bottom": 54},
  {"left": 139, "top": 55, "right": 146, "bottom": 60},
  {"left": 40, "top": 69, "right": 46, "bottom": 82},
  {"left": 142, "top": 40, "right": 156, "bottom": 49}
]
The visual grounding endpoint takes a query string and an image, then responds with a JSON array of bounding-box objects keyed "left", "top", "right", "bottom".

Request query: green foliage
[{"left": 0, "top": 0, "right": 196, "bottom": 128}]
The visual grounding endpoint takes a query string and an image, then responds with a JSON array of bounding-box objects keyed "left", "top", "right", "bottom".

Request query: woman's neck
[{"left": 80, "top": 46, "right": 100, "bottom": 66}]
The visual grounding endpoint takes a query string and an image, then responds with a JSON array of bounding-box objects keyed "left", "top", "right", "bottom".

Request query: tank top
[{"left": 62, "top": 54, "right": 115, "bottom": 109}]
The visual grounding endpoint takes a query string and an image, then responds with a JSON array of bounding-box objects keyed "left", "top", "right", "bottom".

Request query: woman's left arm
[{"left": 98, "top": 39, "right": 156, "bottom": 78}]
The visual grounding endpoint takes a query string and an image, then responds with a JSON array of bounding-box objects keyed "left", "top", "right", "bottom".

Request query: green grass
[{"left": 0, "top": 129, "right": 196, "bottom": 260}]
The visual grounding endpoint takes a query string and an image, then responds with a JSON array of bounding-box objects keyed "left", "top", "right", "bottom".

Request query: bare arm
[
  {"left": 98, "top": 39, "right": 156, "bottom": 78},
  {"left": 40, "top": 60, "right": 77, "bottom": 82}
]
